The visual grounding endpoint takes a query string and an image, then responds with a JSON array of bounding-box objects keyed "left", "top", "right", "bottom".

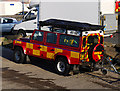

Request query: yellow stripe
[
  {"left": 94, "top": 52, "right": 102, "bottom": 55},
  {"left": 116, "top": 9, "right": 118, "bottom": 12},
  {"left": 47, "top": 52, "right": 54, "bottom": 59},
  {"left": 33, "top": 49, "right": 40, "bottom": 56},
  {"left": 55, "top": 48, "right": 63, "bottom": 54},
  {"left": 26, "top": 43, "right": 33, "bottom": 49},
  {"left": 98, "top": 55, "right": 101, "bottom": 60},
  {"left": 71, "top": 51, "right": 79, "bottom": 58},
  {"left": 15, "top": 40, "right": 22, "bottom": 44},
  {"left": 86, "top": 58, "right": 89, "bottom": 62},
  {"left": 41, "top": 45, "right": 47, "bottom": 52},
  {"left": 81, "top": 50, "right": 84, "bottom": 52}
]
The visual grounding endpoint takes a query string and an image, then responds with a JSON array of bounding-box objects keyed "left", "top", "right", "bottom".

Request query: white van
[
  {"left": 13, "top": 8, "right": 37, "bottom": 37},
  {"left": 13, "top": 0, "right": 101, "bottom": 37}
]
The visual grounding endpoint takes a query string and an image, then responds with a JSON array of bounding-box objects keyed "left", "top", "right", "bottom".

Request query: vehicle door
[
  {"left": 2, "top": 18, "right": 14, "bottom": 32},
  {"left": 45, "top": 32, "right": 58, "bottom": 59},
  {"left": 80, "top": 33, "right": 104, "bottom": 63},
  {"left": 23, "top": 10, "right": 37, "bottom": 30},
  {"left": 26, "top": 30, "right": 45, "bottom": 58}
]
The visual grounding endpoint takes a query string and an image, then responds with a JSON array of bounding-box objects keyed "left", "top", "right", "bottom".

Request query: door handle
[
  {"left": 50, "top": 49, "right": 54, "bottom": 51},
  {"left": 38, "top": 47, "right": 41, "bottom": 49}
]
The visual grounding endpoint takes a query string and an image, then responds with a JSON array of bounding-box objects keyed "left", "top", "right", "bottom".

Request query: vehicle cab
[{"left": 13, "top": 19, "right": 104, "bottom": 75}]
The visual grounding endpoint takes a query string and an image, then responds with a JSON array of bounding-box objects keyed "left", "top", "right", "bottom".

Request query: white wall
[
  {"left": 100, "top": 0, "right": 115, "bottom": 15},
  {"left": 0, "top": 1, "right": 29, "bottom": 15}
]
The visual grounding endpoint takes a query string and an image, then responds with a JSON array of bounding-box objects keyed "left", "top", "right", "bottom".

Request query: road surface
[
  {"left": 104, "top": 33, "right": 120, "bottom": 44},
  {"left": 0, "top": 46, "right": 120, "bottom": 90}
]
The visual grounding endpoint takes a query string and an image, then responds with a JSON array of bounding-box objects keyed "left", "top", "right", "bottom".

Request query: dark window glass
[
  {"left": 119, "top": 3, "right": 120, "bottom": 7},
  {"left": 83, "top": 37, "right": 86, "bottom": 47},
  {"left": 32, "top": 31, "right": 44, "bottom": 42},
  {"left": 46, "top": 33, "right": 57, "bottom": 44},
  {"left": 0, "top": 19, "right": 1, "bottom": 24},
  {"left": 53, "top": 28, "right": 66, "bottom": 34},
  {"left": 88, "top": 35, "right": 98, "bottom": 44},
  {"left": 3, "top": 18, "right": 13, "bottom": 23},
  {"left": 59, "top": 34, "right": 79, "bottom": 48},
  {"left": 24, "top": 11, "right": 36, "bottom": 21},
  {"left": 100, "top": 36, "right": 103, "bottom": 44}
]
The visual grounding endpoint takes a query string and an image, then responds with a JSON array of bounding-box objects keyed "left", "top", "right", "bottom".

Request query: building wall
[
  {"left": 0, "top": 1, "right": 29, "bottom": 15},
  {"left": 0, "top": 3, "right": 5, "bottom": 15},
  {"left": 100, "top": 0, "right": 116, "bottom": 15}
]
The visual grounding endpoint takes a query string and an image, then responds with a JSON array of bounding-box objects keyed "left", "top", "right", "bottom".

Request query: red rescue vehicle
[
  {"left": 13, "top": 19, "right": 104, "bottom": 75},
  {"left": 115, "top": 1, "right": 120, "bottom": 13}
]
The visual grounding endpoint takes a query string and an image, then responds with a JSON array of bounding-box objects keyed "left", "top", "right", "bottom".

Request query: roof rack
[{"left": 40, "top": 19, "right": 104, "bottom": 31}]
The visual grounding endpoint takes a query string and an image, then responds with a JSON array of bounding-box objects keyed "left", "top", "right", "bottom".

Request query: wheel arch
[
  {"left": 18, "top": 29, "right": 26, "bottom": 34},
  {"left": 14, "top": 45, "right": 26, "bottom": 55},
  {"left": 55, "top": 54, "right": 71, "bottom": 64},
  {"left": 17, "top": 29, "right": 26, "bottom": 37}
]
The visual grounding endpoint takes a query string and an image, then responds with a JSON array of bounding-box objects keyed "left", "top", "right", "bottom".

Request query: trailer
[{"left": 102, "top": 14, "right": 118, "bottom": 35}]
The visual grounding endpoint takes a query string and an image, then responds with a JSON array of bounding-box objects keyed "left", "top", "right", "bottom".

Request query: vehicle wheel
[
  {"left": 101, "top": 69, "right": 107, "bottom": 75},
  {"left": 55, "top": 57, "right": 71, "bottom": 76},
  {"left": 18, "top": 30, "right": 26, "bottom": 37},
  {"left": 14, "top": 47, "right": 26, "bottom": 63}
]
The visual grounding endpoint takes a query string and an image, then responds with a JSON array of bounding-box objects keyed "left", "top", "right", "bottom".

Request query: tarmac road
[
  {"left": 104, "top": 32, "right": 120, "bottom": 44},
  {"left": 0, "top": 46, "right": 120, "bottom": 90}
]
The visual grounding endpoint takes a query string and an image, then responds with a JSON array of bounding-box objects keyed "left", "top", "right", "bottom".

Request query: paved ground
[
  {"left": 104, "top": 32, "right": 120, "bottom": 44},
  {"left": 0, "top": 46, "right": 120, "bottom": 90}
]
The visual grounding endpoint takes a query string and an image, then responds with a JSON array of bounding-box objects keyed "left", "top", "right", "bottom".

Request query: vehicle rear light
[{"left": 110, "top": 35, "right": 113, "bottom": 38}]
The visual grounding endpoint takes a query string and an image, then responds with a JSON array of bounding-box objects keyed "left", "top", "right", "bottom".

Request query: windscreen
[{"left": 24, "top": 10, "right": 37, "bottom": 21}]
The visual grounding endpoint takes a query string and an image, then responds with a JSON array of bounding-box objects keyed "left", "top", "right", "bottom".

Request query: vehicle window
[
  {"left": 32, "top": 31, "right": 44, "bottom": 42},
  {"left": 88, "top": 35, "right": 98, "bottom": 44},
  {"left": 46, "top": 33, "right": 57, "bottom": 44},
  {"left": 3, "top": 18, "right": 13, "bottom": 23},
  {"left": 59, "top": 34, "right": 79, "bottom": 47},
  {"left": 53, "top": 28, "right": 66, "bottom": 34},
  {"left": 100, "top": 36, "right": 103, "bottom": 44},
  {"left": 67, "top": 30, "right": 81, "bottom": 36},
  {"left": 83, "top": 37, "right": 86, "bottom": 47},
  {"left": 119, "top": 3, "right": 120, "bottom": 7},
  {"left": 24, "top": 10, "right": 37, "bottom": 21},
  {"left": 0, "top": 18, "right": 1, "bottom": 24}
]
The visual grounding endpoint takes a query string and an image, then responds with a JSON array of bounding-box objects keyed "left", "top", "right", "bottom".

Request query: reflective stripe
[
  {"left": 26, "top": 43, "right": 33, "bottom": 49},
  {"left": 15, "top": 40, "right": 22, "bottom": 44},
  {"left": 98, "top": 55, "right": 101, "bottom": 60},
  {"left": 71, "top": 51, "right": 79, "bottom": 59},
  {"left": 94, "top": 52, "right": 102, "bottom": 55},
  {"left": 47, "top": 52, "right": 54, "bottom": 59},
  {"left": 33, "top": 49, "right": 40, "bottom": 56},
  {"left": 55, "top": 48, "right": 63, "bottom": 54}
]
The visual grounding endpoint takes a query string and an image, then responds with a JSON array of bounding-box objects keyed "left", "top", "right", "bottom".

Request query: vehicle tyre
[
  {"left": 55, "top": 57, "right": 71, "bottom": 76},
  {"left": 14, "top": 47, "right": 26, "bottom": 63},
  {"left": 101, "top": 69, "right": 107, "bottom": 75},
  {"left": 18, "top": 30, "right": 26, "bottom": 37}
]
